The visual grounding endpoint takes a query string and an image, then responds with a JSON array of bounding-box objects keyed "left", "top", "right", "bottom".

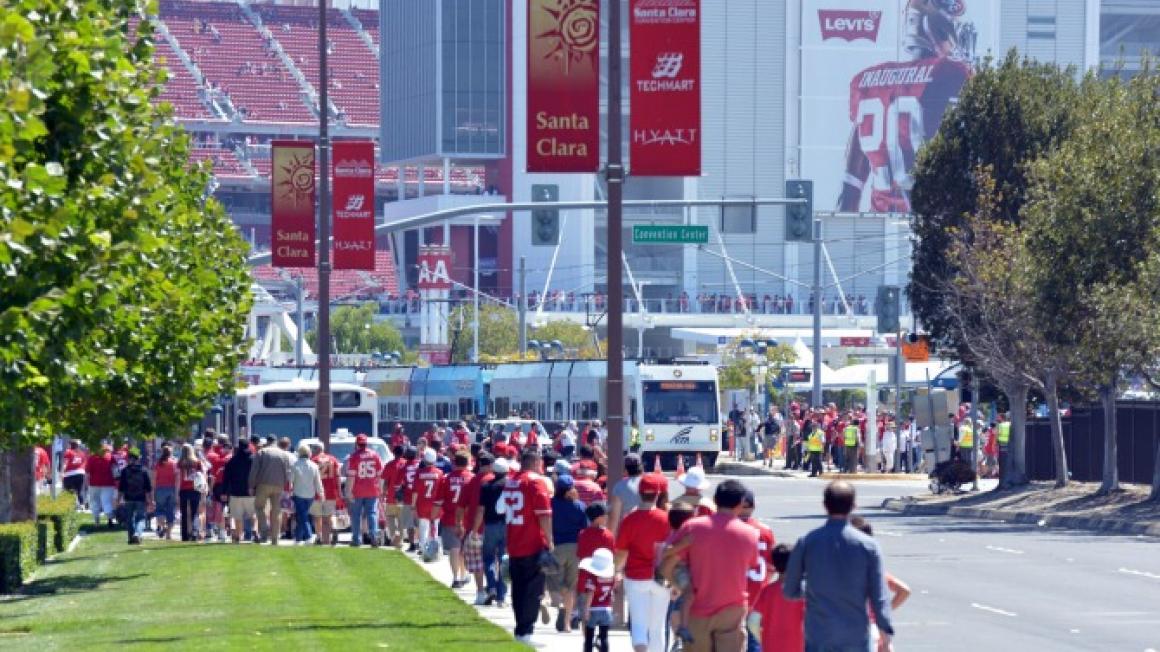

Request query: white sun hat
[
  {"left": 679, "top": 466, "right": 711, "bottom": 491},
  {"left": 578, "top": 548, "right": 616, "bottom": 579}
]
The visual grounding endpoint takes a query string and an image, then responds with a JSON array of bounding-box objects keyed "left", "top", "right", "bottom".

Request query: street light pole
[
  {"left": 606, "top": 0, "right": 626, "bottom": 487},
  {"left": 473, "top": 213, "right": 480, "bottom": 362},
  {"left": 811, "top": 217, "right": 823, "bottom": 407},
  {"left": 316, "top": 0, "right": 332, "bottom": 446}
]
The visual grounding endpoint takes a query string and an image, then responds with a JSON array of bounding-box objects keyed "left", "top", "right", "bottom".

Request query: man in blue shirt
[{"left": 783, "top": 481, "right": 894, "bottom": 651}]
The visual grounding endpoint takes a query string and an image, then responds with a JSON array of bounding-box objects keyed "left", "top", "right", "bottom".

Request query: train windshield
[{"left": 642, "top": 381, "right": 718, "bottom": 425}]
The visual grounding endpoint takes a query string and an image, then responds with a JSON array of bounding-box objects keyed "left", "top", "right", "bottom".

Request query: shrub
[
  {"left": 37, "top": 492, "right": 80, "bottom": 553},
  {"left": 0, "top": 522, "right": 39, "bottom": 593},
  {"left": 35, "top": 519, "right": 56, "bottom": 564}
]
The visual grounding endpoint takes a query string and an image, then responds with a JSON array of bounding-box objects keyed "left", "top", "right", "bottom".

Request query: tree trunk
[
  {"left": 1002, "top": 382, "right": 1030, "bottom": 488},
  {"left": 0, "top": 449, "right": 37, "bottom": 523},
  {"left": 1099, "top": 379, "right": 1119, "bottom": 495},
  {"left": 1044, "top": 369, "right": 1069, "bottom": 488}
]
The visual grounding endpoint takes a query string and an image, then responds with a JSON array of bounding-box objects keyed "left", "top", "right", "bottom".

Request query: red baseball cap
[
  {"left": 355, "top": 434, "right": 368, "bottom": 446},
  {"left": 639, "top": 472, "right": 668, "bottom": 495},
  {"left": 578, "top": 459, "right": 598, "bottom": 472}
]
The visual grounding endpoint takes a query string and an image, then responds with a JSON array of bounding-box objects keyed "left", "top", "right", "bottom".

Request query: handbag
[{"left": 192, "top": 471, "right": 209, "bottom": 494}]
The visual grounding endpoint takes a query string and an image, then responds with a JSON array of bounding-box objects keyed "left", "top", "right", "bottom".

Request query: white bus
[
  {"left": 634, "top": 362, "right": 723, "bottom": 468},
  {"left": 235, "top": 380, "right": 378, "bottom": 447}
]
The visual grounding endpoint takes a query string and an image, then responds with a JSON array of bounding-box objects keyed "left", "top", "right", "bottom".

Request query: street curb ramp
[{"left": 880, "top": 498, "right": 1160, "bottom": 538}]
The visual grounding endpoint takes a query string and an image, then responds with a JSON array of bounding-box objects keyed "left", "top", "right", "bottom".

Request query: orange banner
[{"left": 270, "top": 141, "right": 316, "bottom": 268}]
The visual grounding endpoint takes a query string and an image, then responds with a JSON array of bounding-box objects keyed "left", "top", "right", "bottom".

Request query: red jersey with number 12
[
  {"left": 848, "top": 56, "right": 970, "bottom": 212},
  {"left": 745, "top": 518, "right": 777, "bottom": 609},
  {"left": 347, "top": 448, "right": 384, "bottom": 499},
  {"left": 502, "top": 471, "right": 552, "bottom": 557},
  {"left": 414, "top": 465, "right": 445, "bottom": 520}
]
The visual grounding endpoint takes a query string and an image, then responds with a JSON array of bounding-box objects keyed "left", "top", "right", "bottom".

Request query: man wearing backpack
[{"left": 117, "top": 448, "right": 153, "bottom": 545}]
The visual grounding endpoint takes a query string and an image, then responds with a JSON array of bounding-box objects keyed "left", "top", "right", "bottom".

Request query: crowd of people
[{"left": 46, "top": 416, "right": 911, "bottom": 651}]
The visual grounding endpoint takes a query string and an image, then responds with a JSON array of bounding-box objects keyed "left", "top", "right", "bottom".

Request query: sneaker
[
  {"left": 495, "top": 599, "right": 507, "bottom": 608},
  {"left": 473, "top": 591, "right": 489, "bottom": 606},
  {"left": 555, "top": 607, "right": 566, "bottom": 632},
  {"left": 407, "top": 544, "right": 419, "bottom": 553},
  {"left": 484, "top": 590, "right": 496, "bottom": 606},
  {"left": 539, "top": 601, "right": 550, "bottom": 625}
]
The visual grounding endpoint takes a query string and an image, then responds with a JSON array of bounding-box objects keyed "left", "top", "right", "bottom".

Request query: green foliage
[
  {"left": 717, "top": 339, "right": 796, "bottom": 391},
  {"left": 306, "top": 302, "right": 405, "bottom": 355},
  {"left": 0, "top": 521, "right": 38, "bottom": 593},
  {"left": 0, "top": 0, "right": 252, "bottom": 449},
  {"left": 909, "top": 52, "right": 1081, "bottom": 358},
  {"left": 37, "top": 493, "right": 79, "bottom": 552},
  {"left": 530, "top": 320, "right": 599, "bottom": 355},
  {"left": 449, "top": 303, "right": 519, "bottom": 362}
]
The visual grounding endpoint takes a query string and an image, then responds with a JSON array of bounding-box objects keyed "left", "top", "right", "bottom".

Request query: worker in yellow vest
[
  {"left": 806, "top": 422, "right": 825, "bottom": 477},
  {"left": 996, "top": 420, "right": 1011, "bottom": 446},
  {"left": 843, "top": 422, "right": 860, "bottom": 473},
  {"left": 958, "top": 419, "right": 975, "bottom": 466}
]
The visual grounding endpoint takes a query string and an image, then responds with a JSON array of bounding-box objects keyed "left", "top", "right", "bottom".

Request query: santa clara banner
[
  {"left": 270, "top": 140, "right": 316, "bottom": 268},
  {"left": 331, "top": 140, "right": 376, "bottom": 270},
  {"left": 527, "top": 0, "right": 600, "bottom": 172},
  {"left": 629, "top": 0, "right": 701, "bottom": 176}
]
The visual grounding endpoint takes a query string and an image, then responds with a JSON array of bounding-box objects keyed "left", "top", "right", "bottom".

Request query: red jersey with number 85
[
  {"left": 502, "top": 471, "right": 552, "bottom": 557},
  {"left": 438, "top": 468, "right": 474, "bottom": 526},
  {"left": 745, "top": 518, "right": 776, "bottom": 609},
  {"left": 347, "top": 448, "right": 383, "bottom": 499},
  {"left": 414, "top": 465, "right": 445, "bottom": 520}
]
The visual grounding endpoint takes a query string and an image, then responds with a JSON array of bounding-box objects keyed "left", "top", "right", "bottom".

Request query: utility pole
[
  {"left": 316, "top": 0, "right": 332, "bottom": 446},
  {"left": 295, "top": 275, "right": 304, "bottom": 367},
  {"left": 606, "top": 0, "right": 626, "bottom": 488},
  {"left": 473, "top": 213, "right": 480, "bottom": 362},
  {"left": 518, "top": 256, "right": 527, "bottom": 355},
  {"left": 894, "top": 327, "right": 902, "bottom": 471},
  {"left": 811, "top": 217, "right": 823, "bottom": 407},
  {"left": 971, "top": 370, "right": 980, "bottom": 491}
]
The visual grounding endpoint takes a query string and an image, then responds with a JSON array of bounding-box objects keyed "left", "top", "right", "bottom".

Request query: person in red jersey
[
  {"left": 452, "top": 421, "right": 472, "bottom": 448},
  {"left": 438, "top": 450, "right": 473, "bottom": 586},
  {"left": 463, "top": 453, "right": 495, "bottom": 605},
  {"left": 86, "top": 443, "right": 117, "bottom": 526},
  {"left": 381, "top": 445, "right": 408, "bottom": 548},
  {"left": 61, "top": 441, "right": 88, "bottom": 508},
  {"left": 614, "top": 472, "right": 672, "bottom": 652},
  {"left": 747, "top": 544, "right": 805, "bottom": 652},
  {"left": 34, "top": 445, "right": 51, "bottom": 492},
  {"left": 578, "top": 547, "right": 617, "bottom": 652},
  {"left": 309, "top": 441, "right": 342, "bottom": 546},
  {"left": 389, "top": 422, "right": 408, "bottom": 450},
  {"left": 345, "top": 434, "right": 384, "bottom": 548},
  {"left": 400, "top": 446, "right": 422, "bottom": 552},
  {"left": 838, "top": 0, "right": 976, "bottom": 213},
  {"left": 741, "top": 491, "right": 777, "bottom": 652},
  {"left": 500, "top": 448, "right": 554, "bottom": 645},
  {"left": 413, "top": 448, "right": 445, "bottom": 553}
]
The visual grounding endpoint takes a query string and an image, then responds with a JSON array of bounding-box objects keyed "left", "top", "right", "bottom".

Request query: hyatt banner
[
  {"left": 629, "top": 0, "right": 701, "bottom": 176},
  {"left": 270, "top": 140, "right": 316, "bottom": 268},
  {"left": 332, "top": 141, "right": 376, "bottom": 270},
  {"left": 527, "top": 0, "right": 600, "bottom": 172},
  {"left": 799, "top": 0, "right": 996, "bottom": 213}
]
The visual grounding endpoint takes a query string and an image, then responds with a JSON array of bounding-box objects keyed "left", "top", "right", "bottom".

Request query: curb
[
  {"left": 880, "top": 498, "right": 1160, "bottom": 537},
  {"left": 711, "top": 462, "right": 801, "bottom": 478},
  {"left": 821, "top": 473, "right": 926, "bottom": 481}
]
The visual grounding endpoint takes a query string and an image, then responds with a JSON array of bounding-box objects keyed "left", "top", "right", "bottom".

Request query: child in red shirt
[
  {"left": 748, "top": 543, "right": 805, "bottom": 652},
  {"left": 577, "top": 547, "right": 616, "bottom": 652}
]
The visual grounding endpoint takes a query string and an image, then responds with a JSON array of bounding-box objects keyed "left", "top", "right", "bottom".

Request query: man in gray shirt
[
  {"left": 784, "top": 481, "right": 894, "bottom": 651},
  {"left": 248, "top": 437, "right": 294, "bottom": 545}
]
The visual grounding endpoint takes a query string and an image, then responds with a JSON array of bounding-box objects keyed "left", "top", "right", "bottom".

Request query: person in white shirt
[{"left": 289, "top": 445, "right": 323, "bottom": 544}]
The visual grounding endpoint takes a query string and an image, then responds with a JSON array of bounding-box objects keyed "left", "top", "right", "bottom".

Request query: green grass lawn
[{"left": 0, "top": 528, "right": 525, "bottom": 651}]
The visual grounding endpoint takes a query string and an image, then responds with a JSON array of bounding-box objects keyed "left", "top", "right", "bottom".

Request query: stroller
[{"left": 929, "top": 458, "right": 976, "bottom": 494}]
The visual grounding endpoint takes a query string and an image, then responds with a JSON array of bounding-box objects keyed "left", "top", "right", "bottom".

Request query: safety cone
[
  {"left": 695, "top": 452, "right": 704, "bottom": 468},
  {"left": 676, "top": 454, "right": 686, "bottom": 480},
  {"left": 653, "top": 454, "right": 663, "bottom": 474}
]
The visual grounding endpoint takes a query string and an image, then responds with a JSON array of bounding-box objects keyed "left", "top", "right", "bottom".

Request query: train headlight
[
  {"left": 709, "top": 434, "right": 719, "bottom": 442},
  {"left": 710, "top": 428, "right": 718, "bottom": 437},
  {"left": 645, "top": 429, "right": 655, "bottom": 442}
]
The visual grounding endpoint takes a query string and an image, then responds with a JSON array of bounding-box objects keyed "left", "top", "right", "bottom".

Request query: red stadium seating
[{"left": 249, "top": 243, "right": 399, "bottom": 301}]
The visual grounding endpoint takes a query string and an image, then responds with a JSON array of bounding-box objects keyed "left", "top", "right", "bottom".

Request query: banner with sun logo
[
  {"left": 271, "top": 141, "right": 316, "bottom": 268},
  {"left": 629, "top": 0, "right": 701, "bottom": 176},
  {"left": 527, "top": 0, "right": 600, "bottom": 172}
]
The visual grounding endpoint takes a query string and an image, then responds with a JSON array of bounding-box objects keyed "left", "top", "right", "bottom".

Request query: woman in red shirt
[
  {"left": 153, "top": 446, "right": 179, "bottom": 540},
  {"left": 177, "top": 444, "right": 206, "bottom": 542},
  {"left": 614, "top": 472, "right": 671, "bottom": 652}
]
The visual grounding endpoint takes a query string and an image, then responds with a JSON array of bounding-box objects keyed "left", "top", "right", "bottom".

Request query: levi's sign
[
  {"left": 632, "top": 225, "right": 708, "bottom": 244},
  {"left": 818, "top": 10, "right": 882, "bottom": 42}
]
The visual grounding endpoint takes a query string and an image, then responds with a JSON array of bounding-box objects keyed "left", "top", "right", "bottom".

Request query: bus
[
  {"left": 634, "top": 362, "right": 723, "bottom": 468},
  {"left": 235, "top": 380, "right": 378, "bottom": 447}
]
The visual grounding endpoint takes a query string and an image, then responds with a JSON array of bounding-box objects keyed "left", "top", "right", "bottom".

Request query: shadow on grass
[
  {"left": 3, "top": 572, "right": 148, "bottom": 603},
  {"left": 113, "top": 621, "right": 493, "bottom": 646},
  {"left": 119, "top": 635, "right": 185, "bottom": 645}
]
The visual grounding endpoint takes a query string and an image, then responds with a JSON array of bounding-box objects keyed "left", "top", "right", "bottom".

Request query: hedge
[
  {"left": 0, "top": 522, "right": 38, "bottom": 594},
  {"left": 35, "top": 519, "right": 56, "bottom": 564},
  {"left": 37, "top": 492, "right": 80, "bottom": 554}
]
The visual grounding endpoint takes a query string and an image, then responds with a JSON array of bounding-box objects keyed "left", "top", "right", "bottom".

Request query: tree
[
  {"left": 448, "top": 304, "right": 519, "bottom": 362},
  {"left": 717, "top": 338, "right": 796, "bottom": 402},
  {"left": 307, "top": 302, "right": 404, "bottom": 355},
  {"left": 529, "top": 320, "right": 604, "bottom": 359},
  {"left": 1023, "top": 67, "right": 1160, "bottom": 494},
  {"left": 0, "top": 0, "right": 252, "bottom": 520}
]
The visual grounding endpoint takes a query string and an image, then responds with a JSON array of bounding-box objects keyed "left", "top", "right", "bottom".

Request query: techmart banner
[
  {"left": 270, "top": 140, "right": 316, "bottom": 268},
  {"left": 799, "top": 0, "right": 996, "bottom": 213},
  {"left": 332, "top": 141, "right": 375, "bottom": 270},
  {"left": 527, "top": 0, "right": 600, "bottom": 172},
  {"left": 629, "top": 0, "right": 701, "bottom": 176}
]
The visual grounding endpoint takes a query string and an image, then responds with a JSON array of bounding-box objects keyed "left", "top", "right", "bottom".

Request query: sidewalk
[
  {"left": 713, "top": 456, "right": 928, "bottom": 481},
  {"left": 405, "top": 545, "right": 635, "bottom": 650}
]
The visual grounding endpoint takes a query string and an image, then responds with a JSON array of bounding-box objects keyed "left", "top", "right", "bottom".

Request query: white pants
[
  {"left": 90, "top": 486, "right": 116, "bottom": 521},
  {"left": 625, "top": 578, "right": 670, "bottom": 652},
  {"left": 418, "top": 518, "right": 434, "bottom": 548}
]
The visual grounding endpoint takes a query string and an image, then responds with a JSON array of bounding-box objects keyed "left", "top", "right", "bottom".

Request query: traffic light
[
  {"left": 876, "top": 285, "right": 900, "bottom": 334},
  {"left": 531, "top": 184, "right": 559, "bottom": 246},
  {"left": 784, "top": 179, "right": 813, "bottom": 242}
]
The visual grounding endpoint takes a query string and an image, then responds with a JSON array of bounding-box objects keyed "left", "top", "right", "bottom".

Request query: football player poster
[{"left": 798, "top": 0, "right": 996, "bottom": 214}]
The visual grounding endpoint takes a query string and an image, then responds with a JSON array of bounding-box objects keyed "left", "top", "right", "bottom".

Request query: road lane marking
[
  {"left": 879, "top": 530, "right": 903, "bottom": 537},
  {"left": 1118, "top": 568, "right": 1160, "bottom": 581},
  {"left": 985, "top": 545, "right": 1024, "bottom": 555},
  {"left": 1092, "top": 611, "right": 1150, "bottom": 617},
  {"left": 971, "top": 603, "right": 1017, "bottom": 617},
  {"left": 1070, "top": 629, "right": 1080, "bottom": 634}
]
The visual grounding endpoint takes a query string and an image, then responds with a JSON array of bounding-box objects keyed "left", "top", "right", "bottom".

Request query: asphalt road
[{"left": 707, "top": 474, "right": 1160, "bottom": 652}]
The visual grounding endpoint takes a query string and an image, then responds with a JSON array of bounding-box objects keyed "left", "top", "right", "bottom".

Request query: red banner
[
  {"left": 331, "top": 141, "right": 376, "bottom": 270},
  {"left": 416, "top": 247, "right": 452, "bottom": 290},
  {"left": 629, "top": 0, "right": 701, "bottom": 176},
  {"left": 271, "top": 141, "right": 316, "bottom": 267},
  {"left": 527, "top": 0, "right": 600, "bottom": 172}
]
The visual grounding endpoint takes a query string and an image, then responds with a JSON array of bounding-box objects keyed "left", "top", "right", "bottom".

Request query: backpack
[{"left": 122, "top": 465, "right": 147, "bottom": 498}]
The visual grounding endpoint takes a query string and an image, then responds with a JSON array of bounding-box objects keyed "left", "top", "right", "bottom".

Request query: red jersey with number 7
[
  {"left": 745, "top": 518, "right": 776, "bottom": 609},
  {"left": 347, "top": 448, "right": 383, "bottom": 499},
  {"left": 413, "top": 465, "right": 445, "bottom": 520},
  {"left": 502, "top": 471, "right": 552, "bottom": 557},
  {"left": 439, "top": 468, "right": 474, "bottom": 527},
  {"left": 580, "top": 569, "right": 615, "bottom": 609}
]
